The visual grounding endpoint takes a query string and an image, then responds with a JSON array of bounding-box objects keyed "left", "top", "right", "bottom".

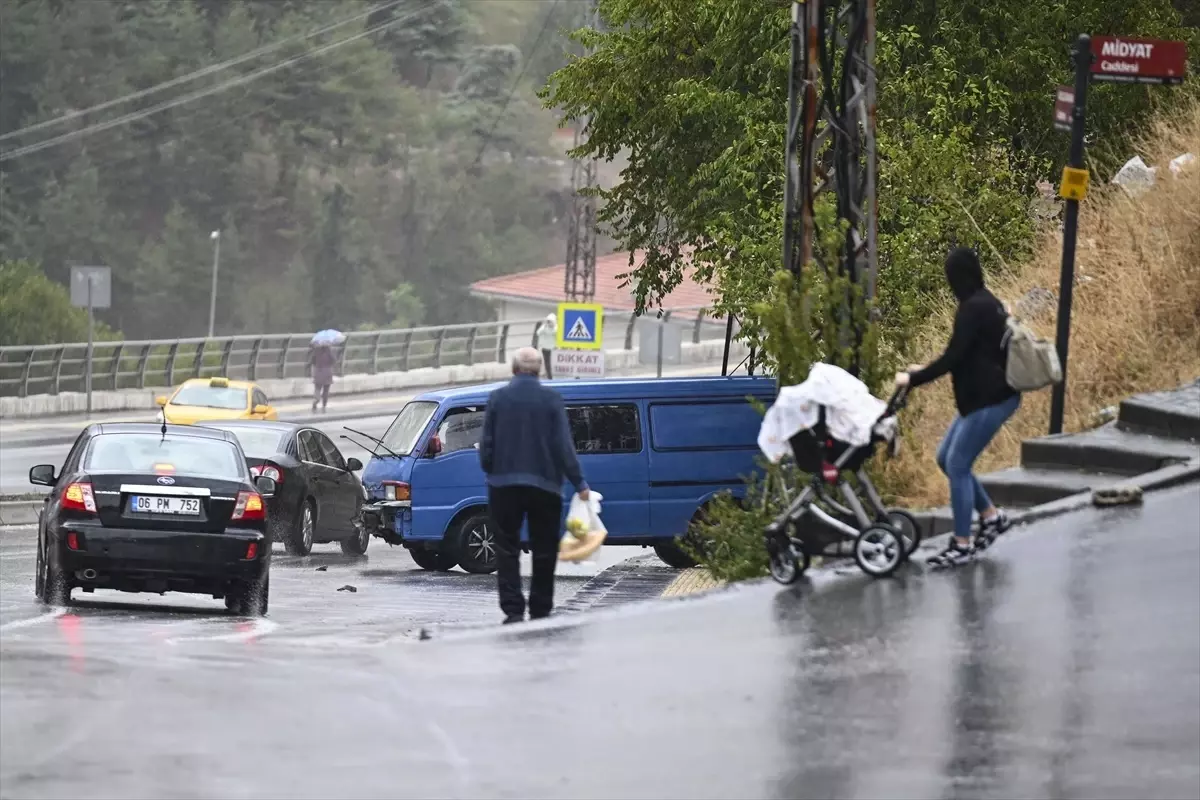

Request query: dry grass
[{"left": 880, "top": 100, "right": 1200, "bottom": 509}]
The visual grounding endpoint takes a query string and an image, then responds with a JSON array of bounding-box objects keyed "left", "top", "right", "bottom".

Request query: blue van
[{"left": 360, "top": 376, "right": 776, "bottom": 573}]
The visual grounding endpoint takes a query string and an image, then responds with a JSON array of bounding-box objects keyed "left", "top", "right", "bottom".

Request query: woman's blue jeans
[{"left": 936, "top": 394, "right": 1020, "bottom": 540}]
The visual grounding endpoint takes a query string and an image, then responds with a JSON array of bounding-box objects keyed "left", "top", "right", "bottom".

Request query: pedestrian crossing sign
[{"left": 556, "top": 302, "right": 603, "bottom": 351}]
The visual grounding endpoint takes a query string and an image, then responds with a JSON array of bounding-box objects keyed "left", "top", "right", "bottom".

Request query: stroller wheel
[
  {"left": 885, "top": 509, "right": 922, "bottom": 558},
  {"left": 768, "top": 539, "right": 810, "bottom": 585},
  {"left": 854, "top": 524, "right": 904, "bottom": 578}
]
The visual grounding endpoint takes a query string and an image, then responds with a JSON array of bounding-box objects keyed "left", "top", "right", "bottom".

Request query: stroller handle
[{"left": 881, "top": 384, "right": 911, "bottom": 419}]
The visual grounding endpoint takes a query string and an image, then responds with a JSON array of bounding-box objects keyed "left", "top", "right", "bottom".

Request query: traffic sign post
[
  {"left": 1048, "top": 33, "right": 1187, "bottom": 435},
  {"left": 70, "top": 266, "right": 112, "bottom": 418},
  {"left": 556, "top": 302, "right": 604, "bottom": 351}
]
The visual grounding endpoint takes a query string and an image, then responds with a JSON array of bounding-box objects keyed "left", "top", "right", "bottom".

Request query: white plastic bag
[
  {"left": 1112, "top": 156, "right": 1156, "bottom": 196},
  {"left": 560, "top": 491, "right": 606, "bottom": 562}
]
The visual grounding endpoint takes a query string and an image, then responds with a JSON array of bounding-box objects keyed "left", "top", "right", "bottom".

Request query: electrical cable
[
  {"left": 0, "top": 0, "right": 406, "bottom": 144},
  {"left": 0, "top": 0, "right": 435, "bottom": 163}
]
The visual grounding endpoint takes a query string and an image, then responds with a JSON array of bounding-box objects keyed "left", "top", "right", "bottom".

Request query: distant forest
[{"left": 0, "top": 0, "right": 601, "bottom": 341}]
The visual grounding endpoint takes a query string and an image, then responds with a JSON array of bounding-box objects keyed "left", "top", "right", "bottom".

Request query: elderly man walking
[{"left": 480, "top": 347, "right": 588, "bottom": 624}]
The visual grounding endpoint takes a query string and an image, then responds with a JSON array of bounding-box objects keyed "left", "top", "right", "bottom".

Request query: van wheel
[
  {"left": 654, "top": 539, "right": 697, "bottom": 569},
  {"left": 410, "top": 548, "right": 457, "bottom": 572},
  {"left": 454, "top": 512, "right": 497, "bottom": 574}
]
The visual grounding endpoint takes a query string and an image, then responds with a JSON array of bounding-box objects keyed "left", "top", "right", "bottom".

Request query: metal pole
[
  {"left": 207, "top": 231, "right": 221, "bottom": 339},
  {"left": 1049, "top": 34, "right": 1091, "bottom": 435},
  {"left": 85, "top": 277, "right": 94, "bottom": 417},
  {"left": 721, "top": 315, "right": 734, "bottom": 376},
  {"left": 781, "top": 2, "right": 803, "bottom": 276},
  {"left": 656, "top": 320, "right": 664, "bottom": 379}
]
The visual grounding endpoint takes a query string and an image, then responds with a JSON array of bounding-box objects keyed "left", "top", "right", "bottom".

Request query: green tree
[
  {"left": 0, "top": 260, "right": 117, "bottom": 346},
  {"left": 541, "top": 0, "right": 1194, "bottom": 375}
]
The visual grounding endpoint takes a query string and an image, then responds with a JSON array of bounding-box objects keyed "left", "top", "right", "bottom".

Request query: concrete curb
[
  {"left": 912, "top": 456, "right": 1199, "bottom": 552},
  {"left": 1, "top": 340, "right": 748, "bottom": 420}
]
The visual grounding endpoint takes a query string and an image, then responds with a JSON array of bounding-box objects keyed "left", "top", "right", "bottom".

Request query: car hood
[
  {"left": 361, "top": 455, "right": 415, "bottom": 499},
  {"left": 164, "top": 406, "right": 250, "bottom": 425}
]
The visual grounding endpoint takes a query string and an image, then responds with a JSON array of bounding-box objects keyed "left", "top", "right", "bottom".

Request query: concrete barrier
[{"left": 0, "top": 340, "right": 750, "bottom": 420}]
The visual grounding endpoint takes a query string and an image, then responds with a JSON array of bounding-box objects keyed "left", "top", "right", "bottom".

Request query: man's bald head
[{"left": 512, "top": 347, "right": 544, "bottom": 376}]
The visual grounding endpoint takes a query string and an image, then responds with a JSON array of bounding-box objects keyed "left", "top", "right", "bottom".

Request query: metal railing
[{"left": 0, "top": 308, "right": 730, "bottom": 398}]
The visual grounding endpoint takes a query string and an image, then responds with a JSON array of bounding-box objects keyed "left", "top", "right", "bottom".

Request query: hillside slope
[{"left": 883, "top": 99, "right": 1200, "bottom": 508}]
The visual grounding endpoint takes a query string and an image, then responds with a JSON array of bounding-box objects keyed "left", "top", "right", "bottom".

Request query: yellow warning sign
[{"left": 1058, "top": 166, "right": 1090, "bottom": 201}]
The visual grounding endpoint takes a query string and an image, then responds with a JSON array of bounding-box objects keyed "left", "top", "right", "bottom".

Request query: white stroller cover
[{"left": 757, "top": 362, "right": 891, "bottom": 464}]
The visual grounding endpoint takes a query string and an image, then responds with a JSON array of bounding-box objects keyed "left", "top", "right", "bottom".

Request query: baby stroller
[{"left": 758, "top": 366, "right": 919, "bottom": 582}]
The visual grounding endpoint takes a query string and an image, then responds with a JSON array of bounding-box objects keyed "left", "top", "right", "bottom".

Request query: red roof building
[{"left": 469, "top": 250, "right": 714, "bottom": 313}]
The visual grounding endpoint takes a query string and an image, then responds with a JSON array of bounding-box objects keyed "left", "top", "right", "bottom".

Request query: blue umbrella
[{"left": 311, "top": 329, "right": 345, "bottom": 346}]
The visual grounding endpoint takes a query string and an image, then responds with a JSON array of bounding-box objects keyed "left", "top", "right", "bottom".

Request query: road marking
[
  {"left": 0, "top": 607, "right": 66, "bottom": 631},
  {"left": 164, "top": 617, "right": 278, "bottom": 644}
]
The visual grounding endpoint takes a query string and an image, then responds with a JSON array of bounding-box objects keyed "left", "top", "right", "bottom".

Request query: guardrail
[{"left": 0, "top": 307, "right": 728, "bottom": 398}]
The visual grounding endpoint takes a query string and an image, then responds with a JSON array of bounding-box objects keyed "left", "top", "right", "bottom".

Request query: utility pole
[
  {"left": 781, "top": 0, "right": 879, "bottom": 375},
  {"left": 563, "top": 0, "right": 599, "bottom": 302},
  {"left": 208, "top": 229, "right": 221, "bottom": 339},
  {"left": 1048, "top": 35, "right": 1092, "bottom": 435}
]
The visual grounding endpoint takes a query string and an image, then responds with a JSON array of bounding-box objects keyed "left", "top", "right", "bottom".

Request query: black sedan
[
  {"left": 29, "top": 423, "right": 277, "bottom": 615},
  {"left": 198, "top": 421, "right": 367, "bottom": 557}
]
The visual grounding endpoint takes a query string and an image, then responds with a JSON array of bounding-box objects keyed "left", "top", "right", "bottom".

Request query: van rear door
[
  {"left": 565, "top": 403, "right": 649, "bottom": 538},
  {"left": 646, "top": 397, "right": 769, "bottom": 536}
]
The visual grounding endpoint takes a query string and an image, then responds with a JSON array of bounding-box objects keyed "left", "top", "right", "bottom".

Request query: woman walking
[
  {"left": 895, "top": 247, "right": 1018, "bottom": 569},
  {"left": 536, "top": 313, "right": 557, "bottom": 379},
  {"left": 309, "top": 342, "right": 336, "bottom": 412}
]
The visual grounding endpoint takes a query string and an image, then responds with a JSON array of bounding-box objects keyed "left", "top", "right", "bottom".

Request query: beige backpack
[{"left": 1002, "top": 316, "right": 1062, "bottom": 392}]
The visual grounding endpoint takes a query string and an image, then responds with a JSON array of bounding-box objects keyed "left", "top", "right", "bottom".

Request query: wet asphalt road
[{"left": 2, "top": 483, "right": 1198, "bottom": 799}]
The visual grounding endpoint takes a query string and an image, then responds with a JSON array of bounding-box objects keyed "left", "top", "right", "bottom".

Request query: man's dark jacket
[{"left": 479, "top": 373, "right": 588, "bottom": 496}]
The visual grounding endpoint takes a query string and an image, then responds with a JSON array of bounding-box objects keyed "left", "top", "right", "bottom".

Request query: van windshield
[{"left": 381, "top": 401, "right": 438, "bottom": 455}]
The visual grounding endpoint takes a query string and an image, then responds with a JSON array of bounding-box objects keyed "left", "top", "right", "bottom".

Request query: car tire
[
  {"left": 284, "top": 500, "right": 316, "bottom": 556},
  {"left": 226, "top": 576, "right": 270, "bottom": 616},
  {"left": 654, "top": 539, "right": 697, "bottom": 569},
  {"left": 409, "top": 547, "right": 456, "bottom": 572},
  {"left": 339, "top": 523, "right": 370, "bottom": 556},
  {"left": 37, "top": 534, "right": 71, "bottom": 606},
  {"left": 453, "top": 512, "right": 497, "bottom": 575},
  {"left": 34, "top": 533, "right": 46, "bottom": 601}
]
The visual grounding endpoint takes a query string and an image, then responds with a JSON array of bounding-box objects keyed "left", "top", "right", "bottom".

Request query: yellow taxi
[{"left": 156, "top": 377, "right": 280, "bottom": 425}]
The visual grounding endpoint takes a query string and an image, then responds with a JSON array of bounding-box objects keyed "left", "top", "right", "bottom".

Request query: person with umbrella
[{"left": 309, "top": 329, "right": 343, "bottom": 413}]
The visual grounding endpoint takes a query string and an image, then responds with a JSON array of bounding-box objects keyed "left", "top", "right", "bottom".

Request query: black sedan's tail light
[
  {"left": 250, "top": 464, "right": 283, "bottom": 483},
  {"left": 63, "top": 482, "right": 97, "bottom": 514}
]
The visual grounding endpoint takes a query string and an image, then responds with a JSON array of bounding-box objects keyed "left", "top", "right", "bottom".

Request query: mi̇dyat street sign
[
  {"left": 1053, "top": 85, "right": 1074, "bottom": 132},
  {"left": 1090, "top": 36, "right": 1188, "bottom": 84}
]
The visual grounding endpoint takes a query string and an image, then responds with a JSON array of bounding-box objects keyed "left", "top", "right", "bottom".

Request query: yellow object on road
[
  {"left": 156, "top": 377, "right": 279, "bottom": 425},
  {"left": 559, "top": 529, "right": 605, "bottom": 562}
]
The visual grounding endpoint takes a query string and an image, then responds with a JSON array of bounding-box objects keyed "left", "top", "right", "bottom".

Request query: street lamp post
[{"left": 208, "top": 230, "right": 220, "bottom": 339}]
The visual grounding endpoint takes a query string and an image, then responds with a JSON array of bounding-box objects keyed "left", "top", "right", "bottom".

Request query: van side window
[
  {"left": 436, "top": 406, "right": 486, "bottom": 454},
  {"left": 649, "top": 401, "right": 764, "bottom": 451},
  {"left": 566, "top": 404, "right": 641, "bottom": 454}
]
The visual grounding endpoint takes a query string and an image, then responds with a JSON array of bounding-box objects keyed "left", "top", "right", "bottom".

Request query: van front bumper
[{"left": 362, "top": 501, "right": 410, "bottom": 546}]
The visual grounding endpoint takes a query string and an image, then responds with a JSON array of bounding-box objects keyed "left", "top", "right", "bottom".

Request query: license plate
[{"left": 131, "top": 496, "right": 201, "bottom": 515}]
